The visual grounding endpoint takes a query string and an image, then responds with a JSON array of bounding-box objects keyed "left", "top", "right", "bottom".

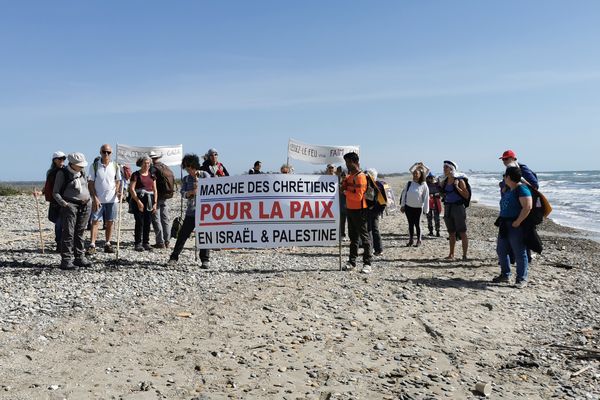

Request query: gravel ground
[{"left": 1, "top": 181, "right": 599, "bottom": 400}]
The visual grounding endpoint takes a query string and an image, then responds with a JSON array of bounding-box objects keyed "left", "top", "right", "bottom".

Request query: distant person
[
  {"left": 168, "top": 154, "right": 211, "bottom": 268},
  {"left": 439, "top": 160, "right": 470, "bottom": 260},
  {"left": 129, "top": 156, "right": 158, "bottom": 251},
  {"left": 248, "top": 161, "right": 262, "bottom": 174},
  {"left": 201, "top": 148, "right": 229, "bottom": 177},
  {"left": 499, "top": 150, "right": 538, "bottom": 189},
  {"left": 53, "top": 153, "right": 93, "bottom": 270},
  {"left": 325, "top": 164, "right": 336, "bottom": 175},
  {"left": 336, "top": 166, "right": 348, "bottom": 240},
  {"left": 341, "top": 152, "right": 372, "bottom": 273},
  {"left": 492, "top": 166, "right": 533, "bottom": 288},
  {"left": 43, "top": 151, "right": 67, "bottom": 252},
  {"left": 149, "top": 151, "right": 175, "bottom": 249},
  {"left": 87, "top": 144, "right": 121, "bottom": 255},
  {"left": 280, "top": 164, "right": 292, "bottom": 174},
  {"left": 426, "top": 172, "right": 442, "bottom": 237},
  {"left": 400, "top": 164, "right": 429, "bottom": 247},
  {"left": 365, "top": 168, "right": 387, "bottom": 256}
]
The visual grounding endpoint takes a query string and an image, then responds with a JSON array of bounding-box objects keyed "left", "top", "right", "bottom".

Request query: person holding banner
[
  {"left": 168, "top": 154, "right": 211, "bottom": 269},
  {"left": 201, "top": 148, "right": 229, "bottom": 177},
  {"left": 129, "top": 156, "right": 158, "bottom": 252},
  {"left": 341, "top": 152, "right": 372, "bottom": 273}
]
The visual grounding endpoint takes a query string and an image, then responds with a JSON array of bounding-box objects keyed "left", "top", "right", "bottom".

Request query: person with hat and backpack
[
  {"left": 53, "top": 153, "right": 93, "bottom": 270},
  {"left": 439, "top": 160, "right": 471, "bottom": 260},
  {"left": 43, "top": 151, "right": 67, "bottom": 251},
  {"left": 149, "top": 150, "right": 175, "bottom": 249}
]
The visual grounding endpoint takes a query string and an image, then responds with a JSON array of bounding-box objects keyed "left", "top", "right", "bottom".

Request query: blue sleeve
[
  {"left": 518, "top": 185, "right": 532, "bottom": 198},
  {"left": 520, "top": 164, "right": 539, "bottom": 189}
]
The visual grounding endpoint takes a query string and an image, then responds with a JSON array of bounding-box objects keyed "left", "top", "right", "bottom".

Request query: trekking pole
[
  {"left": 116, "top": 182, "right": 124, "bottom": 261},
  {"left": 33, "top": 189, "right": 45, "bottom": 254}
]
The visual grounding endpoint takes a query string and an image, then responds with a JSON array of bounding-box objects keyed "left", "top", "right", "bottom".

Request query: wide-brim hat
[{"left": 148, "top": 150, "right": 162, "bottom": 159}]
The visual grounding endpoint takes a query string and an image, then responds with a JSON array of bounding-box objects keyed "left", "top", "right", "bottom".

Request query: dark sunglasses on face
[{"left": 102, "top": 151, "right": 112, "bottom": 155}]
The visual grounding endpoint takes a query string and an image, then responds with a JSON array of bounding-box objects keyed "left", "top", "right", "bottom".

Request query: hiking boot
[
  {"left": 59, "top": 260, "right": 76, "bottom": 270},
  {"left": 143, "top": 244, "right": 153, "bottom": 251},
  {"left": 86, "top": 245, "right": 96, "bottom": 255},
  {"left": 342, "top": 261, "right": 356, "bottom": 271},
  {"left": 167, "top": 258, "right": 178, "bottom": 266},
  {"left": 360, "top": 264, "right": 372, "bottom": 274},
  {"left": 405, "top": 240, "right": 414, "bottom": 247},
  {"left": 74, "top": 257, "right": 92, "bottom": 268},
  {"left": 164, "top": 241, "right": 170, "bottom": 249},
  {"left": 436, "top": 231, "right": 440, "bottom": 237},
  {"left": 414, "top": 240, "right": 422, "bottom": 247},
  {"left": 134, "top": 244, "right": 144, "bottom": 252},
  {"left": 153, "top": 243, "right": 166, "bottom": 249},
  {"left": 200, "top": 261, "right": 210, "bottom": 269},
  {"left": 104, "top": 243, "right": 115, "bottom": 253},
  {"left": 515, "top": 280, "right": 528, "bottom": 289},
  {"left": 491, "top": 274, "right": 510, "bottom": 283}
]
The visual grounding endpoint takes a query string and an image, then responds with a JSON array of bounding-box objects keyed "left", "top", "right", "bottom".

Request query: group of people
[{"left": 42, "top": 145, "right": 541, "bottom": 289}]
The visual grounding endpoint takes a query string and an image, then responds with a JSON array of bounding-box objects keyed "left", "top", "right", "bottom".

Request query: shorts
[
  {"left": 443, "top": 203, "right": 467, "bottom": 233},
  {"left": 91, "top": 202, "right": 117, "bottom": 222}
]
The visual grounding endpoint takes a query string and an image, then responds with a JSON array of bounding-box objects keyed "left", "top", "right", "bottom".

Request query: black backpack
[{"left": 441, "top": 176, "right": 472, "bottom": 207}]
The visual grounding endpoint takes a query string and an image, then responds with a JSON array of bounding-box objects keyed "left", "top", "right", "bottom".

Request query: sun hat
[
  {"left": 148, "top": 150, "right": 162, "bottom": 159},
  {"left": 52, "top": 151, "right": 66, "bottom": 160},
  {"left": 499, "top": 150, "right": 517, "bottom": 160},
  {"left": 68, "top": 152, "right": 88, "bottom": 168},
  {"left": 207, "top": 148, "right": 218, "bottom": 156}
]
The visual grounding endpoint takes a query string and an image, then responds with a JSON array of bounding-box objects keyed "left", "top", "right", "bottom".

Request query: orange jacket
[{"left": 343, "top": 171, "right": 367, "bottom": 210}]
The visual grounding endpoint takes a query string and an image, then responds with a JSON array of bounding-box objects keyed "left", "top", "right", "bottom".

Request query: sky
[{"left": 1, "top": 0, "right": 599, "bottom": 181}]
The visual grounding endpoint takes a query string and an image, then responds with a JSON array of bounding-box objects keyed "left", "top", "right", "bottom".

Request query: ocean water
[{"left": 468, "top": 170, "right": 600, "bottom": 238}]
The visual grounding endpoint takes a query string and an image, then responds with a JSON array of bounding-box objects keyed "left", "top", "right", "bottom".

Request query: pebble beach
[{"left": 1, "top": 177, "right": 599, "bottom": 399}]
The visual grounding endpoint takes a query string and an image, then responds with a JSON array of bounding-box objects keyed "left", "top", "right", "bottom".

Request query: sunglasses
[{"left": 102, "top": 150, "right": 112, "bottom": 155}]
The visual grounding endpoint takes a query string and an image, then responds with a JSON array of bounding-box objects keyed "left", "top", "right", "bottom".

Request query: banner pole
[
  {"left": 116, "top": 144, "right": 123, "bottom": 261},
  {"left": 33, "top": 189, "right": 45, "bottom": 254}
]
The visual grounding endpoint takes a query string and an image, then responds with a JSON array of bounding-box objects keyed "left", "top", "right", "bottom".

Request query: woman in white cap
[
  {"left": 43, "top": 151, "right": 67, "bottom": 251},
  {"left": 53, "top": 152, "right": 93, "bottom": 270}
]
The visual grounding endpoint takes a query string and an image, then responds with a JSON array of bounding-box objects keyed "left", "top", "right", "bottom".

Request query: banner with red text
[{"left": 195, "top": 174, "right": 339, "bottom": 249}]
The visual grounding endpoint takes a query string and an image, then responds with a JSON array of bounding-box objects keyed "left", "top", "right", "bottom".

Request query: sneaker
[
  {"left": 414, "top": 240, "right": 422, "bottom": 247},
  {"left": 491, "top": 274, "right": 510, "bottom": 283},
  {"left": 164, "top": 241, "right": 170, "bottom": 249},
  {"left": 134, "top": 244, "right": 144, "bottom": 252},
  {"left": 405, "top": 240, "right": 414, "bottom": 247},
  {"left": 104, "top": 243, "right": 115, "bottom": 253},
  {"left": 360, "top": 264, "right": 372, "bottom": 274},
  {"left": 373, "top": 251, "right": 383, "bottom": 257},
  {"left": 74, "top": 257, "right": 92, "bottom": 268},
  {"left": 167, "top": 258, "right": 178, "bottom": 266},
  {"left": 436, "top": 231, "right": 440, "bottom": 237},
  {"left": 342, "top": 261, "right": 356, "bottom": 271},
  {"left": 200, "top": 261, "right": 210, "bottom": 269},
  {"left": 515, "top": 280, "right": 528, "bottom": 289},
  {"left": 153, "top": 243, "right": 165, "bottom": 249},
  {"left": 59, "top": 260, "right": 76, "bottom": 270},
  {"left": 86, "top": 245, "right": 96, "bottom": 255},
  {"left": 143, "top": 244, "right": 153, "bottom": 251}
]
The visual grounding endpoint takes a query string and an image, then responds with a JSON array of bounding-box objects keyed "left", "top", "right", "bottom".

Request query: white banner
[
  {"left": 287, "top": 138, "right": 360, "bottom": 165},
  {"left": 116, "top": 144, "right": 183, "bottom": 167},
  {"left": 195, "top": 174, "right": 340, "bottom": 249}
]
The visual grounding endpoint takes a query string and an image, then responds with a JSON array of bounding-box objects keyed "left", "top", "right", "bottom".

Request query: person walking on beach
[
  {"left": 336, "top": 166, "right": 348, "bottom": 240},
  {"left": 168, "top": 154, "right": 211, "bottom": 268},
  {"left": 248, "top": 161, "right": 262, "bottom": 174},
  {"left": 400, "top": 163, "right": 429, "bottom": 247},
  {"left": 499, "top": 150, "right": 539, "bottom": 189},
  {"left": 43, "top": 151, "right": 67, "bottom": 251},
  {"left": 149, "top": 150, "right": 175, "bottom": 249},
  {"left": 426, "top": 172, "right": 442, "bottom": 237},
  {"left": 365, "top": 168, "right": 387, "bottom": 256},
  {"left": 440, "top": 160, "right": 470, "bottom": 260},
  {"left": 493, "top": 166, "right": 533, "bottom": 288},
  {"left": 87, "top": 144, "right": 121, "bottom": 255},
  {"left": 129, "top": 156, "right": 158, "bottom": 251},
  {"left": 53, "top": 153, "right": 93, "bottom": 270},
  {"left": 341, "top": 152, "right": 372, "bottom": 273},
  {"left": 201, "top": 148, "right": 229, "bottom": 177}
]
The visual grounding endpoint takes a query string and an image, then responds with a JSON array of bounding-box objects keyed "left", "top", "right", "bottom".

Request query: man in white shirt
[{"left": 87, "top": 144, "right": 121, "bottom": 254}]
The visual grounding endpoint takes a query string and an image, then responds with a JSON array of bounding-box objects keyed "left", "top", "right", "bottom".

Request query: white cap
[
  {"left": 52, "top": 151, "right": 66, "bottom": 159},
  {"left": 67, "top": 152, "right": 88, "bottom": 167},
  {"left": 148, "top": 150, "right": 162, "bottom": 159}
]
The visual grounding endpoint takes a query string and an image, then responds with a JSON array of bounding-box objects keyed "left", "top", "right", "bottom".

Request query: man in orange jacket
[{"left": 341, "top": 152, "right": 372, "bottom": 273}]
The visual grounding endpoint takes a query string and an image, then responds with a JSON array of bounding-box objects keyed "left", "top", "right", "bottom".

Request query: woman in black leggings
[{"left": 400, "top": 166, "right": 430, "bottom": 247}]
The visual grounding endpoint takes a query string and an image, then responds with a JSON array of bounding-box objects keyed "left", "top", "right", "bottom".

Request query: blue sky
[{"left": 1, "top": 0, "right": 599, "bottom": 181}]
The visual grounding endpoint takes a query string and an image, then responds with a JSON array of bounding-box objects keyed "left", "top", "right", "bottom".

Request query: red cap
[{"left": 499, "top": 149, "right": 517, "bottom": 160}]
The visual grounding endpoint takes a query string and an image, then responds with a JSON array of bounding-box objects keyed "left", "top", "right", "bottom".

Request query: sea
[{"left": 468, "top": 170, "right": 600, "bottom": 240}]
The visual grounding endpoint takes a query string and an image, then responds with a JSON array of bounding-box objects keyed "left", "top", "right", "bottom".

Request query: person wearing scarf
[
  {"left": 130, "top": 156, "right": 158, "bottom": 252},
  {"left": 53, "top": 152, "right": 93, "bottom": 270}
]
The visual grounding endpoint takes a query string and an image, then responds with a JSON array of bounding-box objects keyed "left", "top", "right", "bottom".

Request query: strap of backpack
[{"left": 404, "top": 181, "right": 412, "bottom": 204}]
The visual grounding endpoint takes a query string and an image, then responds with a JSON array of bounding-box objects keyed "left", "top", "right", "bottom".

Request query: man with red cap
[{"left": 499, "top": 150, "right": 538, "bottom": 189}]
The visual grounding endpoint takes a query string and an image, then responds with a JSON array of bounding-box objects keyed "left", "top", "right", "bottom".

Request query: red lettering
[
  {"left": 270, "top": 201, "right": 283, "bottom": 218},
  {"left": 213, "top": 203, "right": 224, "bottom": 220},
  {"left": 200, "top": 203, "right": 211, "bottom": 221},
  {"left": 321, "top": 201, "right": 334, "bottom": 218},
  {"left": 290, "top": 201, "right": 301, "bottom": 218},
  {"left": 259, "top": 201, "right": 268, "bottom": 218},
  {"left": 300, "top": 202, "right": 314, "bottom": 218},
  {"left": 240, "top": 202, "right": 251, "bottom": 219}
]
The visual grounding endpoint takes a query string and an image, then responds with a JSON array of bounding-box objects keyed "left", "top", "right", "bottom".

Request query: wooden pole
[
  {"left": 33, "top": 189, "right": 45, "bottom": 254},
  {"left": 116, "top": 181, "right": 125, "bottom": 261}
]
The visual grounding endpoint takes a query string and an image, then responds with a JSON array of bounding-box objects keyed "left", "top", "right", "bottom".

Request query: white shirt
[
  {"left": 400, "top": 181, "right": 429, "bottom": 214},
  {"left": 88, "top": 160, "right": 121, "bottom": 203}
]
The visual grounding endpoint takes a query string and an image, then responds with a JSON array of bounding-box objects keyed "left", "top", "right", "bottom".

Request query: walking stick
[
  {"left": 33, "top": 189, "right": 45, "bottom": 254},
  {"left": 116, "top": 182, "right": 125, "bottom": 261}
]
